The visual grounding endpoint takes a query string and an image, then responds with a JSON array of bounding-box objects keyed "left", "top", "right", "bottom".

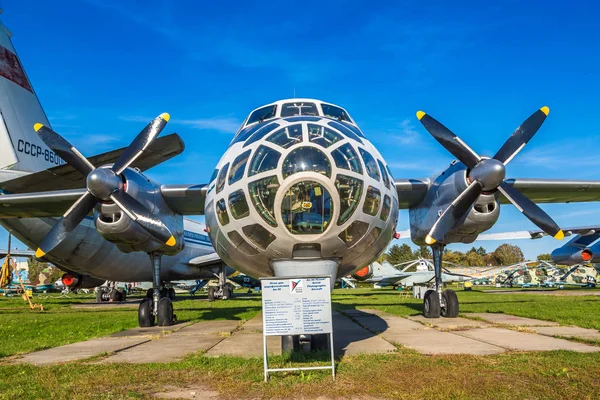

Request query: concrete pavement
[{"left": 12, "top": 310, "right": 600, "bottom": 365}]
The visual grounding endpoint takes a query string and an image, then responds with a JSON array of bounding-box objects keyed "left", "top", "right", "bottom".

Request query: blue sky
[{"left": 1, "top": 0, "right": 600, "bottom": 259}]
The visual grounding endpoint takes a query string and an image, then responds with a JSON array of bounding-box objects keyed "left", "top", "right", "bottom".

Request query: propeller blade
[
  {"left": 34, "top": 124, "right": 95, "bottom": 176},
  {"left": 497, "top": 182, "right": 564, "bottom": 240},
  {"left": 109, "top": 190, "right": 176, "bottom": 246},
  {"left": 426, "top": 180, "right": 483, "bottom": 244},
  {"left": 493, "top": 107, "right": 549, "bottom": 165},
  {"left": 36, "top": 192, "right": 97, "bottom": 258},
  {"left": 416, "top": 111, "right": 481, "bottom": 169},
  {"left": 112, "top": 113, "right": 170, "bottom": 175}
]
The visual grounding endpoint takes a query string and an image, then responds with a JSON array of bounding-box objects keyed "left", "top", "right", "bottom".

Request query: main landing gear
[
  {"left": 138, "top": 252, "right": 176, "bottom": 327},
  {"left": 96, "top": 282, "right": 126, "bottom": 302},
  {"left": 423, "top": 244, "right": 459, "bottom": 319},
  {"left": 207, "top": 264, "right": 232, "bottom": 302}
]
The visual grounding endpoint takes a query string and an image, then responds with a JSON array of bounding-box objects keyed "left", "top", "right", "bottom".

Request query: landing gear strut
[
  {"left": 207, "top": 263, "right": 232, "bottom": 302},
  {"left": 138, "top": 252, "right": 175, "bottom": 327},
  {"left": 423, "top": 244, "right": 458, "bottom": 318}
]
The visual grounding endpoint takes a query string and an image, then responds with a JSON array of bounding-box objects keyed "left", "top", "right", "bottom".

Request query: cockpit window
[
  {"left": 335, "top": 174, "right": 363, "bottom": 225},
  {"left": 282, "top": 147, "right": 332, "bottom": 178},
  {"left": 327, "top": 121, "right": 364, "bottom": 143},
  {"left": 249, "top": 176, "right": 279, "bottom": 227},
  {"left": 281, "top": 102, "right": 319, "bottom": 117},
  {"left": 321, "top": 103, "right": 352, "bottom": 123},
  {"left": 243, "top": 122, "right": 280, "bottom": 148},
  {"left": 216, "top": 199, "right": 229, "bottom": 226},
  {"left": 359, "top": 149, "right": 380, "bottom": 181},
  {"left": 266, "top": 124, "right": 303, "bottom": 149},
  {"left": 282, "top": 181, "right": 333, "bottom": 235},
  {"left": 331, "top": 143, "right": 362, "bottom": 174},
  {"left": 229, "top": 150, "right": 251, "bottom": 185},
  {"left": 363, "top": 185, "right": 381, "bottom": 216},
  {"left": 380, "top": 195, "right": 391, "bottom": 222},
  {"left": 228, "top": 189, "right": 250, "bottom": 220},
  {"left": 308, "top": 124, "right": 343, "bottom": 148},
  {"left": 242, "top": 224, "right": 276, "bottom": 250},
  {"left": 377, "top": 160, "right": 390, "bottom": 188},
  {"left": 246, "top": 105, "right": 277, "bottom": 126},
  {"left": 216, "top": 163, "right": 229, "bottom": 194},
  {"left": 248, "top": 145, "right": 282, "bottom": 177},
  {"left": 209, "top": 169, "right": 219, "bottom": 184}
]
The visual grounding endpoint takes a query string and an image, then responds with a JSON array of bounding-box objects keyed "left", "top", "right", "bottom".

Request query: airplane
[
  {"left": 352, "top": 259, "right": 472, "bottom": 288},
  {"left": 3, "top": 16, "right": 600, "bottom": 352},
  {"left": 479, "top": 226, "right": 600, "bottom": 266},
  {"left": 0, "top": 18, "right": 234, "bottom": 326}
]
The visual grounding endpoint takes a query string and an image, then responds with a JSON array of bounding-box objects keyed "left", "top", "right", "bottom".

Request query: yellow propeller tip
[
  {"left": 166, "top": 236, "right": 176, "bottom": 247},
  {"left": 160, "top": 112, "right": 170, "bottom": 122},
  {"left": 553, "top": 230, "right": 564, "bottom": 240},
  {"left": 425, "top": 235, "right": 436, "bottom": 245},
  {"left": 35, "top": 248, "right": 46, "bottom": 258},
  {"left": 416, "top": 111, "right": 426, "bottom": 120},
  {"left": 540, "top": 106, "right": 550, "bottom": 116},
  {"left": 33, "top": 123, "right": 44, "bottom": 132}
]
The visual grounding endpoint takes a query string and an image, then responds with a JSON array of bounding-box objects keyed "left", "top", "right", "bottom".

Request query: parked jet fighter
[
  {"left": 4, "top": 16, "right": 600, "bottom": 351},
  {"left": 353, "top": 259, "right": 471, "bottom": 288}
]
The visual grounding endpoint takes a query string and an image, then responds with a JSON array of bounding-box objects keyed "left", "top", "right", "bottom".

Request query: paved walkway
[{"left": 12, "top": 310, "right": 600, "bottom": 365}]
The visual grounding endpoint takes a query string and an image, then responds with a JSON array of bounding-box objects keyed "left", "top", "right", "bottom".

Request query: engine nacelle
[
  {"left": 94, "top": 168, "right": 183, "bottom": 255},
  {"left": 409, "top": 163, "right": 500, "bottom": 245},
  {"left": 352, "top": 265, "right": 373, "bottom": 281},
  {"left": 552, "top": 244, "right": 595, "bottom": 265},
  {"left": 61, "top": 273, "right": 105, "bottom": 289}
]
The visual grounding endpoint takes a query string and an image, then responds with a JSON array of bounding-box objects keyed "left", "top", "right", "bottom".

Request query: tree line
[{"left": 384, "top": 243, "right": 530, "bottom": 266}]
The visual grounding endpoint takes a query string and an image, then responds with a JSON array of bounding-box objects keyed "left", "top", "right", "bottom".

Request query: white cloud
[
  {"left": 119, "top": 115, "right": 241, "bottom": 134},
  {"left": 176, "top": 118, "right": 241, "bottom": 134}
]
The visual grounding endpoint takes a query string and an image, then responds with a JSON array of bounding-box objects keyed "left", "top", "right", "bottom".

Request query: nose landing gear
[
  {"left": 138, "top": 252, "right": 176, "bottom": 327},
  {"left": 423, "top": 244, "right": 459, "bottom": 318}
]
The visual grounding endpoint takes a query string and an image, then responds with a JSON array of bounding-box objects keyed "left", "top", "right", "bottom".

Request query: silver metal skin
[
  {"left": 204, "top": 99, "right": 399, "bottom": 283},
  {"left": 408, "top": 162, "right": 500, "bottom": 246},
  {"left": 550, "top": 233, "right": 600, "bottom": 265},
  {"left": 0, "top": 215, "right": 219, "bottom": 282}
]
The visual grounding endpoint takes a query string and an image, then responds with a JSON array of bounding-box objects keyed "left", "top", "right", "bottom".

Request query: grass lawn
[{"left": 1, "top": 286, "right": 600, "bottom": 399}]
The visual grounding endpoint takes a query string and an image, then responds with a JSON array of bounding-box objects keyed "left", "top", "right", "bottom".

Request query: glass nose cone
[{"left": 282, "top": 181, "right": 333, "bottom": 235}]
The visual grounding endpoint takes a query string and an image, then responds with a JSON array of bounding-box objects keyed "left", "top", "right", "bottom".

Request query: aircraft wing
[
  {"left": 0, "top": 249, "right": 35, "bottom": 258},
  {"left": 394, "top": 178, "right": 600, "bottom": 209},
  {"left": 478, "top": 226, "right": 600, "bottom": 241},
  {"left": 0, "top": 189, "right": 85, "bottom": 218},
  {"left": 0, "top": 133, "right": 184, "bottom": 194},
  {"left": 187, "top": 252, "right": 223, "bottom": 269}
]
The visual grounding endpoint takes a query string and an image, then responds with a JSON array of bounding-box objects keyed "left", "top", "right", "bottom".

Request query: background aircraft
[
  {"left": 4, "top": 13, "right": 600, "bottom": 353},
  {"left": 353, "top": 259, "right": 472, "bottom": 288}
]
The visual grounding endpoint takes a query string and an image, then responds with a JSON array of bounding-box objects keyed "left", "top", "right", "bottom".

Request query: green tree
[
  {"left": 444, "top": 250, "right": 466, "bottom": 265},
  {"left": 491, "top": 244, "right": 524, "bottom": 266},
  {"left": 386, "top": 244, "right": 414, "bottom": 265},
  {"left": 413, "top": 246, "right": 432, "bottom": 259},
  {"left": 465, "top": 251, "right": 485, "bottom": 266},
  {"left": 537, "top": 253, "right": 552, "bottom": 261}
]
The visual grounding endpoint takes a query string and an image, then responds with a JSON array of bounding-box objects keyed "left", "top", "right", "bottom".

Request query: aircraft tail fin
[
  {"left": 0, "top": 15, "right": 60, "bottom": 175},
  {"left": 379, "top": 260, "right": 401, "bottom": 275}
]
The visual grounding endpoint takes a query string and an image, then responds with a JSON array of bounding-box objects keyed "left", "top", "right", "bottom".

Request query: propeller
[
  {"left": 416, "top": 106, "right": 564, "bottom": 245},
  {"left": 34, "top": 113, "right": 175, "bottom": 258}
]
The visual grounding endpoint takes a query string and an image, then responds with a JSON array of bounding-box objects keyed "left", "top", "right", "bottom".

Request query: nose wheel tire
[
  {"left": 208, "top": 287, "right": 216, "bottom": 302},
  {"left": 138, "top": 298, "right": 155, "bottom": 327},
  {"left": 157, "top": 297, "right": 175, "bottom": 326},
  {"left": 168, "top": 288, "right": 176, "bottom": 301},
  {"left": 441, "top": 289, "right": 459, "bottom": 318},
  {"left": 423, "top": 289, "right": 441, "bottom": 318}
]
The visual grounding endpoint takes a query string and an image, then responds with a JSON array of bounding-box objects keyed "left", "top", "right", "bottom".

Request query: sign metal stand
[{"left": 260, "top": 275, "right": 335, "bottom": 381}]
